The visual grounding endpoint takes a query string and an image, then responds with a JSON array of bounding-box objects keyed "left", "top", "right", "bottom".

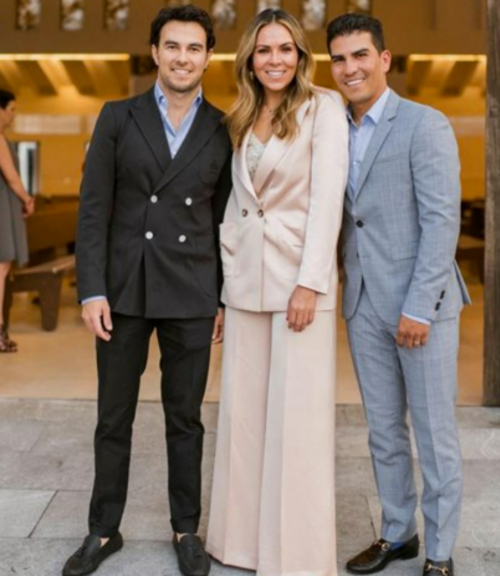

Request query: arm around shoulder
[{"left": 297, "top": 91, "right": 349, "bottom": 294}]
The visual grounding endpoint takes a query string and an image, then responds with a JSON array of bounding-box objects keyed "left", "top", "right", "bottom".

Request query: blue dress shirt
[
  {"left": 346, "top": 88, "right": 430, "bottom": 326},
  {"left": 155, "top": 82, "right": 203, "bottom": 158}
]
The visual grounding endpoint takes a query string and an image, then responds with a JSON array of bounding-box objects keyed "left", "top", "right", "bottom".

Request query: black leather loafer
[
  {"left": 423, "top": 558, "right": 454, "bottom": 575},
  {"left": 346, "top": 534, "right": 420, "bottom": 574},
  {"left": 173, "top": 534, "right": 211, "bottom": 576},
  {"left": 62, "top": 532, "right": 123, "bottom": 576}
]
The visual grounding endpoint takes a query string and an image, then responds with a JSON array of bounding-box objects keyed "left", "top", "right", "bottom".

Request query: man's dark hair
[
  {"left": 0, "top": 89, "right": 15, "bottom": 110},
  {"left": 149, "top": 4, "right": 215, "bottom": 50},
  {"left": 326, "top": 13, "right": 386, "bottom": 54}
]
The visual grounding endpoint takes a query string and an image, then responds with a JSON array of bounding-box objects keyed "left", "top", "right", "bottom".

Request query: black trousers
[{"left": 88, "top": 313, "right": 214, "bottom": 537}]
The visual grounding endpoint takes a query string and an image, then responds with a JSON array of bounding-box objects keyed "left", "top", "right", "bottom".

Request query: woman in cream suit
[{"left": 207, "top": 8, "right": 348, "bottom": 576}]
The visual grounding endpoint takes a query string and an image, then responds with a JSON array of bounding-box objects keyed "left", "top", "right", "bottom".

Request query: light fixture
[
  {"left": 0, "top": 54, "right": 130, "bottom": 61},
  {"left": 409, "top": 54, "right": 486, "bottom": 63}
]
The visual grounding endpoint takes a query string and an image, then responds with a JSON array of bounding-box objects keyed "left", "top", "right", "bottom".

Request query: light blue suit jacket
[{"left": 342, "top": 90, "right": 471, "bottom": 325}]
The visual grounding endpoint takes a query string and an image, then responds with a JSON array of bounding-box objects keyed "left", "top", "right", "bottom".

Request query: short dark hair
[
  {"left": 149, "top": 4, "right": 215, "bottom": 50},
  {"left": 326, "top": 13, "right": 386, "bottom": 54},
  {"left": 0, "top": 89, "right": 15, "bottom": 110}
]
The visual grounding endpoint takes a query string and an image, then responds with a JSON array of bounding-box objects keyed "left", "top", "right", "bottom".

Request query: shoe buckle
[
  {"left": 374, "top": 540, "right": 391, "bottom": 552},
  {"left": 425, "top": 562, "right": 449, "bottom": 575}
]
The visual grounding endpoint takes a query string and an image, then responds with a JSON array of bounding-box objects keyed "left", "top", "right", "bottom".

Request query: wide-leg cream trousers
[{"left": 207, "top": 306, "right": 337, "bottom": 576}]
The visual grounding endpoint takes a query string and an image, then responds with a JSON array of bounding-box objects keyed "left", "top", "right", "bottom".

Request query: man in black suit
[{"left": 63, "top": 6, "right": 231, "bottom": 576}]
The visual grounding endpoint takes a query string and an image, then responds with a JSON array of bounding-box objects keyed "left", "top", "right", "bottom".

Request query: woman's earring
[{"left": 249, "top": 70, "right": 255, "bottom": 80}]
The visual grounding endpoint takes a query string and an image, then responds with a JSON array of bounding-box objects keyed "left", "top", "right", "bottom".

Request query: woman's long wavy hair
[{"left": 227, "top": 9, "right": 316, "bottom": 149}]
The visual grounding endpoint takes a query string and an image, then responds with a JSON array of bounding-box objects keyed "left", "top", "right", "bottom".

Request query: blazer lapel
[
  {"left": 129, "top": 88, "right": 172, "bottom": 171},
  {"left": 234, "top": 129, "right": 258, "bottom": 201},
  {"left": 354, "top": 91, "right": 400, "bottom": 199},
  {"left": 252, "top": 99, "right": 312, "bottom": 197},
  {"left": 153, "top": 99, "right": 221, "bottom": 194}
]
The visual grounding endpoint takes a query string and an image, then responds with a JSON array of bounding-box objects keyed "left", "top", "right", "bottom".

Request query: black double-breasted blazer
[{"left": 76, "top": 87, "right": 232, "bottom": 319}]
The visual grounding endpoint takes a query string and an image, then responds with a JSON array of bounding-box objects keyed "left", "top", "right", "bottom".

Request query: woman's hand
[
  {"left": 286, "top": 286, "right": 317, "bottom": 332},
  {"left": 212, "top": 308, "right": 225, "bottom": 344},
  {"left": 22, "top": 196, "right": 35, "bottom": 217}
]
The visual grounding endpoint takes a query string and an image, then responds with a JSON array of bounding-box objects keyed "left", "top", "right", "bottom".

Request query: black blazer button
[
  {"left": 242, "top": 209, "right": 248, "bottom": 217},
  {"left": 356, "top": 220, "right": 364, "bottom": 228},
  {"left": 435, "top": 302, "right": 441, "bottom": 311},
  {"left": 440, "top": 290, "right": 446, "bottom": 299}
]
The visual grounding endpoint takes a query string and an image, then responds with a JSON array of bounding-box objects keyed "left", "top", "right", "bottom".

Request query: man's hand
[
  {"left": 287, "top": 286, "right": 317, "bottom": 332},
  {"left": 396, "top": 315, "right": 430, "bottom": 349},
  {"left": 212, "top": 308, "right": 224, "bottom": 344},
  {"left": 82, "top": 299, "right": 113, "bottom": 341}
]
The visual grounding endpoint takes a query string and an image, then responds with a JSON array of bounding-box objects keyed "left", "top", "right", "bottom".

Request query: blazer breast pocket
[
  {"left": 198, "top": 158, "right": 222, "bottom": 185},
  {"left": 375, "top": 152, "right": 406, "bottom": 164}
]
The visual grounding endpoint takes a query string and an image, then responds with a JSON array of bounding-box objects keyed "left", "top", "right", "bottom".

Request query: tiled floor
[
  {"left": 0, "top": 277, "right": 495, "bottom": 575},
  {"left": 0, "top": 400, "right": 498, "bottom": 576}
]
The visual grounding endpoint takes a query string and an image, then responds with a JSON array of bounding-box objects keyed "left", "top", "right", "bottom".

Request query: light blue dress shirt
[
  {"left": 347, "top": 88, "right": 390, "bottom": 201},
  {"left": 346, "top": 88, "right": 430, "bottom": 326},
  {"left": 155, "top": 81, "right": 203, "bottom": 158},
  {"left": 82, "top": 84, "right": 203, "bottom": 305}
]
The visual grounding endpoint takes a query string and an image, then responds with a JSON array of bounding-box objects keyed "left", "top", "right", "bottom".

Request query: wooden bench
[
  {"left": 3, "top": 255, "right": 76, "bottom": 331},
  {"left": 3, "top": 199, "right": 79, "bottom": 331},
  {"left": 456, "top": 234, "right": 485, "bottom": 283}
]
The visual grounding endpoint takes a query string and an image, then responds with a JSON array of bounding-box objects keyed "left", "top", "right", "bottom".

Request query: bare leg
[
  {"left": 0, "top": 261, "right": 17, "bottom": 352},
  {"left": 0, "top": 261, "right": 10, "bottom": 326}
]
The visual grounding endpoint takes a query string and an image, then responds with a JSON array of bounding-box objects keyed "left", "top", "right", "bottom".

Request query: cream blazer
[{"left": 220, "top": 89, "right": 348, "bottom": 312}]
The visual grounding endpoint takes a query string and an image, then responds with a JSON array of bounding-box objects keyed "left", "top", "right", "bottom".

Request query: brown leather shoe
[{"left": 346, "top": 534, "right": 420, "bottom": 574}]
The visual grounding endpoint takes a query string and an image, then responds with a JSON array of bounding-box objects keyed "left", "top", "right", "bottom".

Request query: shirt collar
[
  {"left": 155, "top": 81, "right": 203, "bottom": 112},
  {"left": 346, "top": 87, "right": 391, "bottom": 127}
]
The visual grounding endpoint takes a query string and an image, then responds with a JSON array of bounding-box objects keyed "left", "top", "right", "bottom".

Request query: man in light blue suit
[{"left": 327, "top": 13, "right": 470, "bottom": 576}]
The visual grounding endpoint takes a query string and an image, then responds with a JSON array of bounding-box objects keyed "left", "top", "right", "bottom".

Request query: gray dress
[{"left": 0, "top": 138, "right": 29, "bottom": 266}]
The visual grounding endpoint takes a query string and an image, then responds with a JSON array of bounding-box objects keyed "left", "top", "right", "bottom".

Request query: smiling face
[
  {"left": 0, "top": 99, "right": 16, "bottom": 130},
  {"left": 329, "top": 31, "right": 391, "bottom": 120},
  {"left": 151, "top": 20, "right": 212, "bottom": 96},
  {"left": 252, "top": 22, "right": 299, "bottom": 101}
]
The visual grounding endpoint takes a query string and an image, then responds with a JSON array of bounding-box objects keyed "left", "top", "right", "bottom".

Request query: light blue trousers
[{"left": 347, "top": 286, "right": 463, "bottom": 561}]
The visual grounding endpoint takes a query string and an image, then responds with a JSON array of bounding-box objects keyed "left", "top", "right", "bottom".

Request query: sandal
[{"left": 0, "top": 324, "right": 17, "bottom": 353}]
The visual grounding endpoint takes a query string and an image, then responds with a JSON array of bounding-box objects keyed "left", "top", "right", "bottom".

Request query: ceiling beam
[
  {"left": 406, "top": 59, "right": 433, "bottom": 96},
  {"left": 441, "top": 60, "right": 479, "bottom": 96},
  {"left": 15, "top": 60, "right": 59, "bottom": 95},
  {"left": 61, "top": 60, "right": 96, "bottom": 95}
]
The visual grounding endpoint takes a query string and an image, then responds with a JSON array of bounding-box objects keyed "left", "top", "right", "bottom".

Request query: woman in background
[
  {"left": 0, "top": 89, "right": 34, "bottom": 352},
  {"left": 207, "top": 9, "right": 348, "bottom": 576}
]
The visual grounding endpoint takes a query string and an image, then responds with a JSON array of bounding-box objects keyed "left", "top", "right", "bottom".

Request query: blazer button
[
  {"left": 179, "top": 235, "right": 187, "bottom": 243},
  {"left": 435, "top": 302, "right": 441, "bottom": 311},
  {"left": 185, "top": 197, "right": 193, "bottom": 206},
  {"left": 145, "top": 231, "right": 154, "bottom": 240},
  {"left": 241, "top": 209, "right": 248, "bottom": 217},
  {"left": 257, "top": 209, "right": 264, "bottom": 218},
  {"left": 440, "top": 290, "right": 446, "bottom": 299},
  {"left": 356, "top": 220, "right": 364, "bottom": 228},
  {"left": 150, "top": 195, "right": 158, "bottom": 204}
]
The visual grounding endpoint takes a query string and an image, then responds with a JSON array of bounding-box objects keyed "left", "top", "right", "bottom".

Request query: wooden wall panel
[{"left": 0, "top": 0, "right": 487, "bottom": 56}]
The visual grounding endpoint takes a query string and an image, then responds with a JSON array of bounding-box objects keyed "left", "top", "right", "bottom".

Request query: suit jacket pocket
[
  {"left": 391, "top": 240, "right": 419, "bottom": 261},
  {"left": 220, "top": 222, "right": 238, "bottom": 277},
  {"left": 199, "top": 158, "right": 222, "bottom": 185},
  {"left": 107, "top": 229, "right": 130, "bottom": 292},
  {"left": 275, "top": 224, "right": 304, "bottom": 279},
  {"left": 375, "top": 152, "right": 406, "bottom": 164}
]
